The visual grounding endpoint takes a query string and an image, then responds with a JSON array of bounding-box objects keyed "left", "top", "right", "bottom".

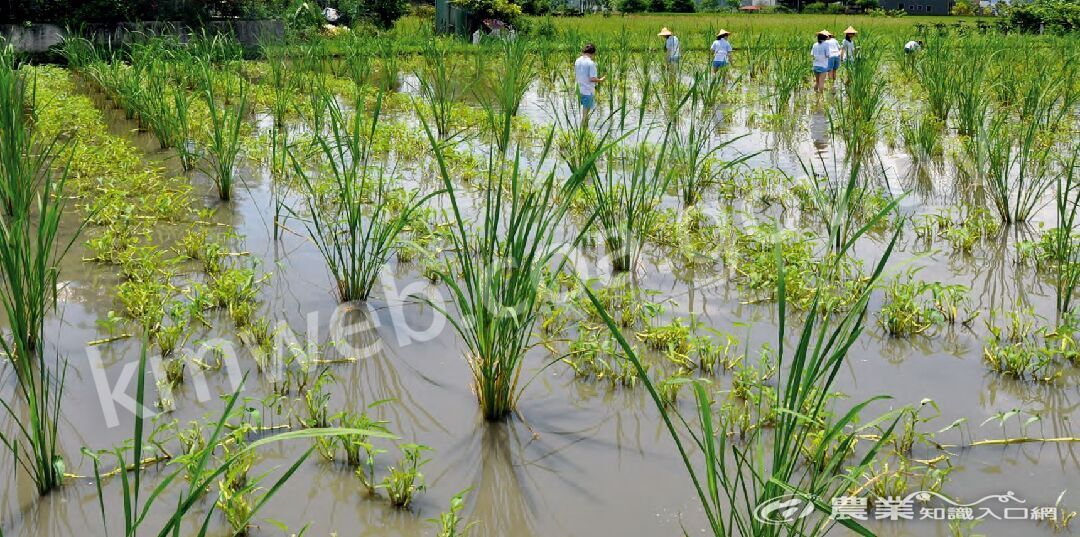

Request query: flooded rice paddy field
[{"left": 3, "top": 44, "right": 1079, "bottom": 537}]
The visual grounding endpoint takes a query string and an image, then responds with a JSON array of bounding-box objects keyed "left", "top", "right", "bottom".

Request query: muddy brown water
[{"left": 1, "top": 71, "right": 1078, "bottom": 537}]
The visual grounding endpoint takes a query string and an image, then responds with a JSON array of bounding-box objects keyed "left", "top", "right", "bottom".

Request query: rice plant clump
[
  {"left": 291, "top": 89, "right": 438, "bottom": 302},
  {"left": 590, "top": 131, "right": 673, "bottom": 272},
  {"left": 0, "top": 47, "right": 80, "bottom": 495},
  {"left": 420, "top": 115, "right": 607, "bottom": 419},
  {"left": 200, "top": 62, "right": 247, "bottom": 201}
]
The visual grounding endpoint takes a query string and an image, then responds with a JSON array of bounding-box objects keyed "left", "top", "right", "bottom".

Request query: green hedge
[{"left": 1000, "top": 0, "right": 1080, "bottom": 33}]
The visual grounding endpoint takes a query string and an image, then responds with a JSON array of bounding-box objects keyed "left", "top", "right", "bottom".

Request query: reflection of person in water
[{"left": 810, "top": 111, "right": 828, "bottom": 151}]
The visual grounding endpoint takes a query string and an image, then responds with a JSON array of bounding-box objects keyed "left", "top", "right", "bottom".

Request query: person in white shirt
[
  {"left": 811, "top": 30, "right": 831, "bottom": 92},
  {"left": 824, "top": 31, "right": 841, "bottom": 81},
  {"left": 904, "top": 40, "right": 923, "bottom": 54},
  {"left": 841, "top": 26, "right": 857, "bottom": 63},
  {"left": 710, "top": 29, "right": 733, "bottom": 73},
  {"left": 574, "top": 43, "right": 606, "bottom": 126},
  {"left": 659, "top": 27, "right": 680, "bottom": 65}
]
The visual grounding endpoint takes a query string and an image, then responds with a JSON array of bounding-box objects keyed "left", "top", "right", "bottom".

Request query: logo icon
[{"left": 753, "top": 494, "right": 817, "bottom": 525}]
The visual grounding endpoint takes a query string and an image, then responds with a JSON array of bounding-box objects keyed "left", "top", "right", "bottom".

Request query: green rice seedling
[
  {"left": 171, "top": 78, "right": 197, "bottom": 171},
  {"left": 953, "top": 54, "right": 992, "bottom": 138},
  {"left": 913, "top": 45, "right": 955, "bottom": 121},
  {"left": 673, "top": 75, "right": 756, "bottom": 206},
  {"left": 630, "top": 53, "right": 656, "bottom": 123},
  {"left": 265, "top": 50, "right": 293, "bottom": 243},
  {"left": 579, "top": 171, "right": 903, "bottom": 536},
  {"left": 265, "top": 47, "right": 294, "bottom": 130},
  {"left": 290, "top": 89, "right": 438, "bottom": 302},
  {"left": 0, "top": 47, "right": 53, "bottom": 217},
  {"left": 301, "top": 369, "right": 334, "bottom": 429},
  {"left": 656, "top": 69, "right": 692, "bottom": 127},
  {"left": 1018, "top": 59, "right": 1073, "bottom": 134},
  {"left": 742, "top": 31, "right": 771, "bottom": 81},
  {"left": 973, "top": 112, "right": 1055, "bottom": 224},
  {"left": 199, "top": 62, "right": 247, "bottom": 201},
  {"left": 901, "top": 111, "right": 944, "bottom": 163},
  {"left": 802, "top": 156, "right": 903, "bottom": 254},
  {"left": 591, "top": 129, "right": 674, "bottom": 272},
  {"left": 381, "top": 443, "right": 431, "bottom": 509},
  {"left": 377, "top": 39, "right": 401, "bottom": 92},
  {"left": 418, "top": 111, "right": 610, "bottom": 420},
  {"left": 476, "top": 38, "right": 536, "bottom": 154},
  {"left": 890, "top": 398, "right": 940, "bottom": 455},
  {"left": 343, "top": 34, "right": 373, "bottom": 88},
  {"left": 339, "top": 408, "right": 390, "bottom": 468},
  {"left": 133, "top": 59, "right": 171, "bottom": 148},
  {"left": 85, "top": 341, "right": 395, "bottom": 537},
  {"left": 1053, "top": 146, "right": 1080, "bottom": 313},
  {"left": 602, "top": 28, "right": 637, "bottom": 130},
  {"left": 830, "top": 48, "right": 885, "bottom": 160},
  {"left": 416, "top": 41, "right": 473, "bottom": 141},
  {"left": 430, "top": 489, "right": 477, "bottom": 537},
  {"left": 0, "top": 48, "right": 83, "bottom": 495},
  {"left": 356, "top": 442, "right": 387, "bottom": 496},
  {"left": 57, "top": 34, "right": 100, "bottom": 69},
  {"left": 769, "top": 43, "right": 806, "bottom": 116},
  {"left": 583, "top": 136, "right": 902, "bottom": 533}
]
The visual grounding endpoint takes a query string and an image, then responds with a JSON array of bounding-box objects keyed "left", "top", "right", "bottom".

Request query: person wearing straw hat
[
  {"left": 574, "top": 43, "right": 606, "bottom": 127},
  {"left": 710, "top": 29, "right": 733, "bottom": 73},
  {"left": 824, "top": 30, "right": 842, "bottom": 82},
  {"left": 841, "top": 26, "right": 858, "bottom": 63},
  {"left": 811, "top": 30, "right": 831, "bottom": 92},
  {"left": 659, "top": 27, "right": 680, "bottom": 65}
]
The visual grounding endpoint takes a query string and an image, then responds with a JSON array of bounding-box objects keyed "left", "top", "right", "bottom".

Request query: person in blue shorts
[
  {"left": 710, "top": 30, "right": 733, "bottom": 73},
  {"left": 824, "top": 30, "right": 841, "bottom": 82},
  {"left": 659, "top": 27, "right": 680, "bottom": 66},
  {"left": 811, "top": 30, "right": 831, "bottom": 92},
  {"left": 574, "top": 43, "right": 606, "bottom": 126}
]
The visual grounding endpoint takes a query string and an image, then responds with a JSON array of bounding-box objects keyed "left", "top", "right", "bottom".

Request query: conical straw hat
[
  {"left": 717, "top": 29, "right": 731, "bottom": 37},
  {"left": 844, "top": 26, "right": 858, "bottom": 34},
  {"left": 658, "top": 27, "right": 673, "bottom": 37}
]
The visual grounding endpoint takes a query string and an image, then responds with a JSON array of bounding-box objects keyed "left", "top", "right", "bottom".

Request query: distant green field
[
  {"left": 533, "top": 13, "right": 995, "bottom": 50},
  {"left": 544, "top": 12, "right": 987, "bottom": 34},
  {"left": 393, "top": 13, "right": 1010, "bottom": 52}
]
